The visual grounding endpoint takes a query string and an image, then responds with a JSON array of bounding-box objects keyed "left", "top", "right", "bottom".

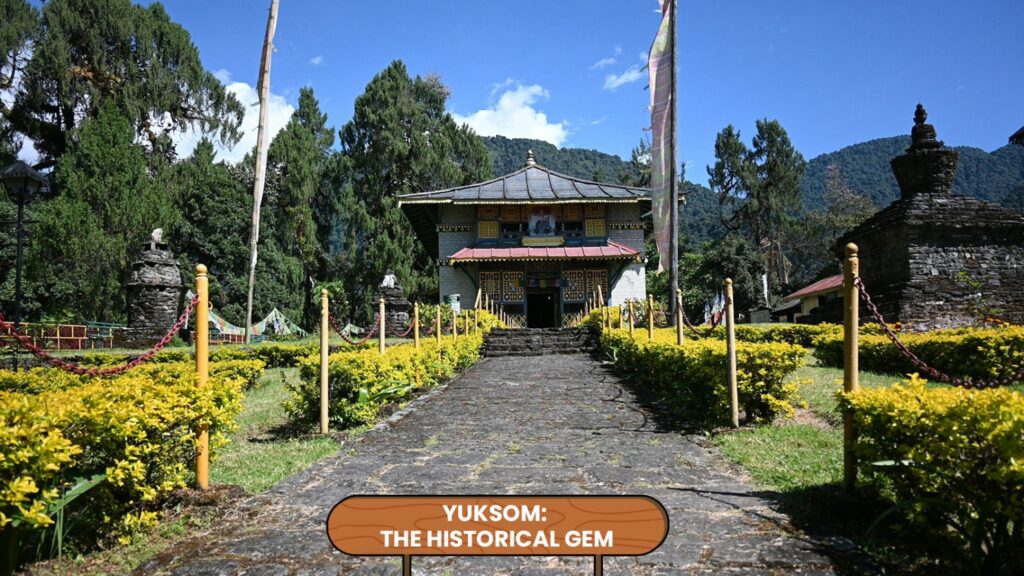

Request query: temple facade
[{"left": 399, "top": 151, "right": 650, "bottom": 328}]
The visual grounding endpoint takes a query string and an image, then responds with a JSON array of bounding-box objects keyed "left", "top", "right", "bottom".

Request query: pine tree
[
  {"left": 4, "top": 0, "right": 243, "bottom": 167},
  {"left": 337, "top": 61, "right": 491, "bottom": 320}
]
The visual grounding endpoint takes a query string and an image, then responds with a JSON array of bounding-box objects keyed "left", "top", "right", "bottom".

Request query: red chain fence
[{"left": 0, "top": 294, "right": 200, "bottom": 376}]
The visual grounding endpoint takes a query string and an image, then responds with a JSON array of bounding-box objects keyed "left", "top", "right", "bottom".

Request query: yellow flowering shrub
[
  {"left": 0, "top": 371, "right": 242, "bottom": 539},
  {"left": 814, "top": 325, "right": 1024, "bottom": 384},
  {"left": 0, "top": 393, "right": 80, "bottom": 530},
  {"left": 582, "top": 309, "right": 840, "bottom": 346},
  {"left": 76, "top": 341, "right": 322, "bottom": 369},
  {"left": 841, "top": 376, "right": 1024, "bottom": 572},
  {"left": 0, "top": 359, "right": 266, "bottom": 393},
  {"left": 601, "top": 327, "right": 803, "bottom": 425},
  {"left": 289, "top": 332, "right": 484, "bottom": 427}
]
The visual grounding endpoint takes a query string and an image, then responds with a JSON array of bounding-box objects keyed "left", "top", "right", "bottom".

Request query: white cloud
[
  {"left": 174, "top": 72, "right": 295, "bottom": 164},
  {"left": 308, "top": 55, "right": 323, "bottom": 66},
  {"left": 589, "top": 57, "right": 616, "bottom": 70},
  {"left": 613, "top": 45, "right": 623, "bottom": 56},
  {"left": 603, "top": 66, "right": 645, "bottom": 90},
  {"left": 451, "top": 83, "right": 568, "bottom": 147},
  {"left": 589, "top": 117, "right": 606, "bottom": 126}
]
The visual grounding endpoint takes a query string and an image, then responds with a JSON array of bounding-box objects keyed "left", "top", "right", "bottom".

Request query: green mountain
[
  {"left": 482, "top": 135, "right": 638, "bottom": 183},
  {"left": 800, "top": 136, "right": 1024, "bottom": 210}
]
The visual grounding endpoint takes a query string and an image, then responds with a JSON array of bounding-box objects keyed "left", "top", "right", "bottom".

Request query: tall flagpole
[{"left": 667, "top": 0, "right": 680, "bottom": 325}]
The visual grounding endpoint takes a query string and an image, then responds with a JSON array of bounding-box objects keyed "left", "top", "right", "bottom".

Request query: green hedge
[
  {"left": 288, "top": 312, "right": 498, "bottom": 428},
  {"left": 600, "top": 327, "right": 804, "bottom": 426},
  {"left": 842, "top": 376, "right": 1024, "bottom": 573},
  {"left": 814, "top": 326, "right": 1024, "bottom": 384},
  {"left": 0, "top": 359, "right": 266, "bottom": 393},
  {"left": 73, "top": 341, "right": 323, "bottom": 369}
]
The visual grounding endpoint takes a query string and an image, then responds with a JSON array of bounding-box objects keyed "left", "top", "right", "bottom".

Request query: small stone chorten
[
  {"left": 837, "top": 105, "right": 1024, "bottom": 330},
  {"left": 124, "top": 229, "right": 183, "bottom": 346},
  {"left": 376, "top": 270, "right": 412, "bottom": 334}
]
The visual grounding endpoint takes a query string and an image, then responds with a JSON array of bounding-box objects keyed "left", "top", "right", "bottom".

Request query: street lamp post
[{"left": 2, "top": 161, "right": 44, "bottom": 371}]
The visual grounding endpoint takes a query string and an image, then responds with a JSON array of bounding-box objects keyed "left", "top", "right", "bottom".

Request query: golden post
[
  {"left": 378, "top": 297, "right": 386, "bottom": 355},
  {"left": 474, "top": 305, "right": 479, "bottom": 333},
  {"left": 596, "top": 285, "right": 605, "bottom": 326},
  {"left": 320, "top": 289, "right": 329, "bottom": 434},
  {"left": 463, "top": 313, "right": 469, "bottom": 336},
  {"left": 434, "top": 306, "right": 441, "bottom": 346},
  {"left": 413, "top": 302, "right": 420, "bottom": 349},
  {"left": 619, "top": 304, "right": 625, "bottom": 329},
  {"left": 451, "top": 307, "right": 458, "bottom": 343},
  {"left": 646, "top": 294, "right": 655, "bottom": 339},
  {"left": 475, "top": 287, "right": 482, "bottom": 310},
  {"left": 843, "top": 243, "right": 860, "bottom": 492},
  {"left": 676, "top": 290, "right": 684, "bottom": 346},
  {"left": 725, "top": 279, "right": 739, "bottom": 428},
  {"left": 194, "top": 264, "right": 210, "bottom": 490},
  {"left": 628, "top": 299, "right": 635, "bottom": 336}
]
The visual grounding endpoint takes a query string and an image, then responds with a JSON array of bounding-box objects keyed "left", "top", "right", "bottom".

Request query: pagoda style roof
[
  {"left": 784, "top": 274, "right": 842, "bottom": 301},
  {"left": 397, "top": 151, "right": 650, "bottom": 205}
]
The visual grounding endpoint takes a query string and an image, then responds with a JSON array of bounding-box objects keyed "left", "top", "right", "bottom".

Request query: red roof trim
[
  {"left": 449, "top": 241, "right": 640, "bottom": 262},
  {"left": 784, "top": 274, "right": 843, "bottom": 301}
]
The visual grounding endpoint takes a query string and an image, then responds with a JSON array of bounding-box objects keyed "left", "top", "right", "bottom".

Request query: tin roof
[
  {"left": 398, "top": 151, "right": 650, "bottom": 205},
  {"left": 449, "top": 241, "right": 640, "bottom": 263},
  {"left": 784, "top": 274, "right": 843, "bottom": 301}
]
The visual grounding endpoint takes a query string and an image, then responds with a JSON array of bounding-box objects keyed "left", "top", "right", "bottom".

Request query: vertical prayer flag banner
[{"left": 649, "top": 0, "right": 674, "bottom": 273}]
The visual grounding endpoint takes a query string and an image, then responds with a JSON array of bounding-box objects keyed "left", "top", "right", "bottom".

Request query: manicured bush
[
  {"left": 74, "top": 341, "right": 321, "bottom": 369},
  {"left": 842, "top": 376, "right": 1024, "bottom": 574},
  {"left": 814, "top": 325, "right": 1024, "bottom": 384},
  {"left": 0, "top": 370, "right": 243, "bottom": 543},
  {"left": 600, "top": 327, "right": 804, "bottom": 425},
  {"left": 0, "top": 359, "right": 266, "bottom": 393},
  {"left": 288, "top": 333, "right": 484, "bottom": 428}
]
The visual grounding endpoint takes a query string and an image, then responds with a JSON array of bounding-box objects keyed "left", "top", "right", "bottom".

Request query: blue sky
[{"left": 156, "top": 0, "right": 1023, "bottom": 178}]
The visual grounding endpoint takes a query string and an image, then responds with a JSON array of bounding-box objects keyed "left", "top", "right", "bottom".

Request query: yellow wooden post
[
  {"left": 195, "top": 264, "right": 210, "bottom": 490},
  {"left": 628, "top": 299, "right": 635, "bottom": 336},
  {"left": 843, "top": 243, "right": 860, "bottom": 492},
  {"left": 619, "top": 304, "right": 624, "bottom": 329},
  {"left": 435, "top": 306, "right": 441, "bottom": 346},
  {"left": 463, "top": 313, "right": 469, "bottom": 336},
  {"left": 413, "top": 302, "right": 420, "bottom": 349},
  {"left": 474, "top": 305, "right": 479, "bottom": 333},
  {"left": 725, "top": 279, "right": 739, "bottom": 428},
  {"left": 676, "top": 290, "right": 684, "bottom": 346},
  {"left": 646, "top": 294, "right": 655, "bottom": 339},
  {"left": 596, "top": 284, "right": 604, "bottom": 324},
  {"left": 475, "top": 288, "right": 482, "bottom": 310},
  {"left": 378, "top": 297, "right": 386, "bottom": 355},
  {"left": 451, "top": 307, "right": 457, "bottom": 343},
  {"left": 320, "top": 289, "right": 329, "bottom": 434}
]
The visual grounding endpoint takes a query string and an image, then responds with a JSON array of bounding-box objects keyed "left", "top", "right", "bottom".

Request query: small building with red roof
[
  {"left": 399, "top": 151, "right": 650, "bottom": 328},
  {"left": 773, "top": 274, "right": 843, "bottom": 323}
]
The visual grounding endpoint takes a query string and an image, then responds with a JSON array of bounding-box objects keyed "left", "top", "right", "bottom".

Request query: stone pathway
[{"left": 138, "top": 355, "right": 867, "bottom": 575}]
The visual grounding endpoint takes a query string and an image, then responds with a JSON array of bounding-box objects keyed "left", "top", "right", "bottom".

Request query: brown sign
[{"left": 326, "top": 495, "right": 668, "bottom": 557}]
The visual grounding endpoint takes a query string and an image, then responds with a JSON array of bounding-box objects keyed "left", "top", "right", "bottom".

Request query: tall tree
[
  {"left": 265, "top": 86, "right": 335, "bottom": 327},
  {"left": 3, "top": 0, "right": 243, "bottom": 167},
  {"left": 709, "top": 119, "right": 805, "bottom": 296},
  {"left": 28, "top": 105, "right": 176, "bottom": 321},
  {"left": 337, "top": 62, "right": 491, "bottom": 319}
]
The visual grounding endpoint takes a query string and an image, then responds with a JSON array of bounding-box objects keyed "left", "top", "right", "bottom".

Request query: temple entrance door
[{"left": 526, "top": 290, "right": 559, "bottom": 328}]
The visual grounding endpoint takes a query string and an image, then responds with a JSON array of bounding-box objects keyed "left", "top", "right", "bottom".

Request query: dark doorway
[{"left": 526, "top": 291, "right": 559, "bottom": 328}]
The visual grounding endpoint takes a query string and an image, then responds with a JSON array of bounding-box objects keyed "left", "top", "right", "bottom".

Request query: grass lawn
[{"left": 210, "top": 367, "right": 343, "bottom": 492}]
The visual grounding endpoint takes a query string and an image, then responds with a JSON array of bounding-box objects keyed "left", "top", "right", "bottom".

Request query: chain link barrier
[
  {"left": 0, "top": 294, "right": 200, "bottom": 376},
  {"left": 855, "top": 276, "right": 1023, "bottom": 389},
  {"left": 386, "top": 321, "right": 415, "bottom": 339}
]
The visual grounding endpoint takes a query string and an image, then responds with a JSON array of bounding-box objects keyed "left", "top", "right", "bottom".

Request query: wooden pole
[
  {"left": 243, "top": 0, "right": 280, "bottom": 343},
  {"left": 647, "top": 294, "right": 655, "bottom": 339},
  {"left": 413, "top": 302, "right": 420, "bottom": 349},
  {"left": 463, "top": 313, "right": 469, "bottom": 336},
  {"left": 320, "top": 289, "right": 329, "bottom": 434},
  {"left": 451, "top": 307, "right": 457, "bottom": 343},
  {"left": 619, "top": 304, "right": 625, "bottom": 329},
  {"left": 474, "top": 305, "right": 479, "bottom": 333},
  {"left": 843, "top": 243, "right": 860, "bottom": 492},
  {"left": 725, "top": 279, "right": 739, "bottom": 428},
  {"left": 475, "top": 287, "right": 482, "bottom": 310},
  {"left": 195, "top": 264, "right": 210, "bottom": 490},
  {"left": 667, "top": 0, "right": 680, "bottom": 327},
  {"left": 378, "top": 297, "right": 386, "bottom": 355},
  {"left": 628, "top": 300, "right": 635, "bottom": 336},
  {"left": 435, "top": 306, "right": 441, "bottom": 346},
  {"left": 676, "top": 290, "right": 684, "bottom": 345}
]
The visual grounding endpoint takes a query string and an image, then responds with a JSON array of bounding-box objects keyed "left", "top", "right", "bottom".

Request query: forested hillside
[
  {"left": 482, "top": 135, "right": 637, "bottom": 182},
  {"left": 801, "top": 136, "right": 1024, "bottom": 209}
]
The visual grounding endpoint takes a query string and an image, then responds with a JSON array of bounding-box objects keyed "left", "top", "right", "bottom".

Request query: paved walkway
[{"left": 139, "top": 355, "right": 864, "bottom": 575}]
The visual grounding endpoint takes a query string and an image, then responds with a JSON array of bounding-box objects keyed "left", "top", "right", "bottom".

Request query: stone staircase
[{"left": 481, "top": 327, "right": 595, "bottom": 357}]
